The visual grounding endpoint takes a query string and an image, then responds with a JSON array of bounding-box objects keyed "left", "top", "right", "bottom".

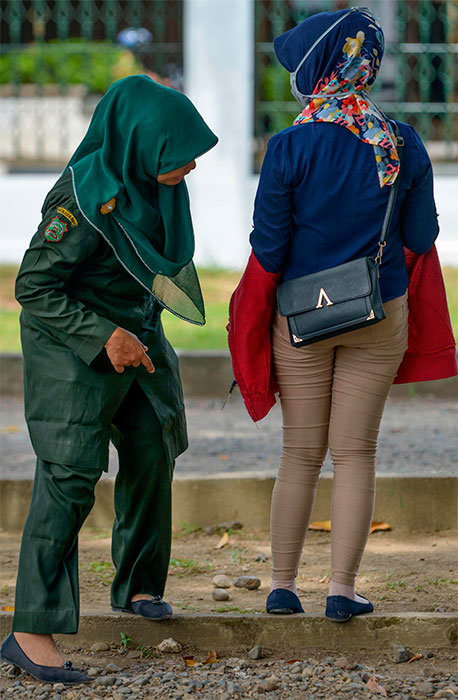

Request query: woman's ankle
[
  {"left": 328, "top": 580, "right": 355, "bottom": 598},
  {"left": 270, "top": 579, "right": 298, "bottom": 595}
]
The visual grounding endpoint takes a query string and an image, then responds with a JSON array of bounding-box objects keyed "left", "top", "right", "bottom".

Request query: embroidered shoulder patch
[
  {"left": 44, "top": 217, "right": 68, "bottom": 242},
  {"left": 57, "top": 206, "right": 78, "bottom": 227}
]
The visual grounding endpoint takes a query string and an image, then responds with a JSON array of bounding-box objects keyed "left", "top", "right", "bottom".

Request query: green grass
[
  {"left": 1, "top": 264, "right": 457, "bottom": 352},
  {"left": 0, "top": 265, "right": 241, "bottom": 352},
  {"left": 0, "top": 309, "right": 22, "bottom": 352},
  {"left": 444, "top": 266, "right": 458, "bottom": 334}
]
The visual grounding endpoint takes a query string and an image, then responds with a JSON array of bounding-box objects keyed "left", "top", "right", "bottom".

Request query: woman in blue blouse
[{"left": 250, "top": 7, "right": 439, "bottom": 621}]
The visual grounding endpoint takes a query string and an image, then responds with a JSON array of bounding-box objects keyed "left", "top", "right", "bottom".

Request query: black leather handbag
[{"left": 277, "top": 122, "right": 404, "bottom": 348}]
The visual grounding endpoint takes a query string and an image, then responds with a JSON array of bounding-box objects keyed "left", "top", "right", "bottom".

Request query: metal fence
[
  {"left": 254, "top": 0, "right": 458, "bottom": 169},
  {"left": 0, "top": 0, "right": 183, "bottom": 166}
]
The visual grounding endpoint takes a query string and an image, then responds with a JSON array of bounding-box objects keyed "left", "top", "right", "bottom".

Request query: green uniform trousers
[{"left": 12, "top": 381, "right": 174, "bottom": 635}]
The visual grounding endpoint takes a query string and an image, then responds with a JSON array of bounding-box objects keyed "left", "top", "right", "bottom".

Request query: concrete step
[
  {"left": 0, "top": 611, "right": 456, "bottom": 653},
  {"left": 1, "top": 351, "right": 457, "bottom": 398},
  {"left": 1, "top": 474, "right": 457, "bottom": 532}
]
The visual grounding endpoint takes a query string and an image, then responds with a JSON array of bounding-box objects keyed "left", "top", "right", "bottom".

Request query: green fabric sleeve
[{"left": 15, "top": 207, "right": 118, "bottom": 366}]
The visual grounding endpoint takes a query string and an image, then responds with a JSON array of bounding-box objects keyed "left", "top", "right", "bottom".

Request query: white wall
[{"left": 184, "top": 0, "right": 257, "bottom": 269}]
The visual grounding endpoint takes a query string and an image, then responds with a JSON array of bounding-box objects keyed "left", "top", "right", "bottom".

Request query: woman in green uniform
[{"left": 0, "top": 75, "right": 218, "bottom": 684}]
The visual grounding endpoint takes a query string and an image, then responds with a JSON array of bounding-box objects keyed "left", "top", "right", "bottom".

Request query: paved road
[{"left": 0, "top": 395, "right": 456, "bottom": 479}]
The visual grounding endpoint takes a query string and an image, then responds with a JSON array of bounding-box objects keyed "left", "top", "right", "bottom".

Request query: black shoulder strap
[{"left": 376, "top": 121, "right": 404, "bottom": 263}]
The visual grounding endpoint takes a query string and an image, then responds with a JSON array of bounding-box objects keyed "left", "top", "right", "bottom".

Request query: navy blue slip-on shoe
[
  {"left": 325, "top": 594, "right": 374, "bottom": 622},
  {"left": 112, "top": 595, "right": 172, "bottom": 620},
  {"left": 0, "top": 633, "right": 90, "bottom": 684},
  {"left": 266, "top": 589, "right": 304, "bottom": 614}
]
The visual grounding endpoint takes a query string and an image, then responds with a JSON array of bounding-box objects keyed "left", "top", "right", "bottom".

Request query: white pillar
[{"left": 184, "top": 0, "right": 256, "bottom": 268}]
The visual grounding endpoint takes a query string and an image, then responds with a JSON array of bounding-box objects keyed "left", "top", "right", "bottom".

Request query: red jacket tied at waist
[{"left": 227, "top": 245, "right": 457, "bottom": 422}]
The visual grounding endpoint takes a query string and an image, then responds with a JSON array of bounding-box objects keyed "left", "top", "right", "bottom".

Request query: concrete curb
[
  {"left": 1, "top": 475, "right": 457, "bottom": 532},
  {"left": 1, "top": 351, "right": 457, "bottom": 399},
  {"left": 0, "top": 612, "right": 456, "bottom": 652}
]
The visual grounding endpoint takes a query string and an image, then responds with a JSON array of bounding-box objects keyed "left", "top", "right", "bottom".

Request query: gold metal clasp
[{"left": 375, "top": 240, "right": 386, "bottom": 266}]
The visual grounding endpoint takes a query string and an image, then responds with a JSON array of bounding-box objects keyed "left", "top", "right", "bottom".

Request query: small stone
[
  {"left": 264, "top": 675, "right": 279, "bottom": 691},
  {"left": 213, "top": 588, "right": 230, "bottom": 601},
  {"left": 95, "top": 675, "right": 117, "bottom": 687},
  {"left": 334, "top": 656, "right": 355, "bottom": 670},
  {"left": 422, "top": 650, "right": 434, "bottom": 659},
  {"left": 105, "top": 662, "right": 122, "bottom": 673},
  {"left": 90, "top": 641, "right": 110, "bottom": 652},
  {"left": 416, "top": 681, "right": 435, "bottom": 695},
  {"left": 133, "top": 677, "right": 148, "bottom": 686},
  {"left": 87, "top": 667, "right": 101, "bottom": 677},
  {"left": 233, "top": 576, "right": 261, "bottom": 590},
  {"left": 434, "top": 691, "right": 456, "bottom": 698},
  {"left": 345, "top": 682, "right": 366, "bottom": 692},
  {"left": 255, "top": 553, "right": 267, "bottom": 563},
  {"left": 6, "top": 665, "right": 20, "bottom": 677},
  {"left": 157, "top": 638, "right": 182, "bottom": 653},
  {"left": 248, "top": 646, "right": 264, "bottom": 660},
  {"left": 212, "top": 574, "right": 231, "bottom": 589},
  {"left": 393, "top": 645, "right": 411, "bottom": 663},
  {"left": 322, "top": 656, "right": 335, "bottom": 665}
]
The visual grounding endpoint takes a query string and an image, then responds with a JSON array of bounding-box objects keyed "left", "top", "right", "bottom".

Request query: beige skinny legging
[{"left": 271, "top": 291, "right": 409, "bottom": 586}]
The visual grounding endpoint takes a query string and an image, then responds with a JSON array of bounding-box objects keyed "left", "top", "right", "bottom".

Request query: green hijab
[{"left": 66, "top": 75, "right": 218, "bottom": 324}]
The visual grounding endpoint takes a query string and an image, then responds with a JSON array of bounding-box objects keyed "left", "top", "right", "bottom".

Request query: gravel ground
[
  {"left": 1, "top": 646, "right": 457, "bottom": 699},
  {"left": 0, "top": 396, "right": 457, "bottom": 479}
]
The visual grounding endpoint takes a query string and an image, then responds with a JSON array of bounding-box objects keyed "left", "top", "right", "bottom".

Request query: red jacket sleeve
[
  {"left": 227, "top": 251, "right": 280, "bottom": 421},
  {"left": 394, "top": 245, "right": 457, "bottom": 383}
]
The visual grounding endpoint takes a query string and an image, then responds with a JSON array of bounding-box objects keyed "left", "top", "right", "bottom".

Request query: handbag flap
[{"left": 277, "top": 258, "right": 373, "bottom": 316}]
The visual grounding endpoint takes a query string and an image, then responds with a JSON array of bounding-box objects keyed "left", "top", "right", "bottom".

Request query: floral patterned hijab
[{"left": 274, "top": 7, "right": 399, "bottom": 188}]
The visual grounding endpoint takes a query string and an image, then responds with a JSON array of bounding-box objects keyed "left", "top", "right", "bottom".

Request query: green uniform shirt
[{"left": 16, "top": 170, "right": 188, "bottom": 470}]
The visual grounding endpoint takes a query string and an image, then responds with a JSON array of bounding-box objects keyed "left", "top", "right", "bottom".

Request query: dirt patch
[{"left": 1, "top": 527, "right": 456, "bottom": 615}]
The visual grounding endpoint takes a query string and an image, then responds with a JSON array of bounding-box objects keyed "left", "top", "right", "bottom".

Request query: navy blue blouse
[{"left": 250, "top": 120, "right": 439, "bottom": 302}]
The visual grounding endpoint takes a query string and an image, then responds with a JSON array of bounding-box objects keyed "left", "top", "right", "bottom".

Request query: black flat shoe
[
  {"left": 0, "top": 633, "right": 90, "bottom": 684},
  {"left": 325, "top": 594, "right": 374, "bottom": 622},
  {"left": 266, "top": 589, "right": 304, "bottom": 614},
  {"left": 112, "top": 595, "right": 172, "bottom": 620}
]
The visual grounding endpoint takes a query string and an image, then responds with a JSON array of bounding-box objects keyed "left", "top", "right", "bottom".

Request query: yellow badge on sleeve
[{"left": 57, "top": 207, "right": 78, "bottom": 227}]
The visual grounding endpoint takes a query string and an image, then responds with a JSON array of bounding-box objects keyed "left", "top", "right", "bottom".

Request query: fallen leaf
[
  {"left": 390, "top": 427, "right": 404, "bottom": 433},
  {"left": 309, "top": 520, "right": 331, "bottom": 531},
  {"left": 287, "top": 659, "right": 303, "bottom": 664},
  {"left": 369, "top": 521, "right": 391, "bottom": 534},
  {"left": 183, "top": 656, "right": 196, "bottom": 667},
  {"left": 215, "top": 531, "right": 229, "bottom": 549},
  {"left": 218, "top": 454, "right": 229, "bottom": 460},
  {"left": 407, "top": 653, "right": 423, "bottom": 664},
  {"left": 0, "top": 425, "right": 20, "bottom": 434},
  {"left": 0, "top": 605, "right": 14, "bottom": 611},
  {"left": 366, "top": 675, "right": 387, "bottom": 696},
  {"left": 308, "top": 520, "right": 391, "bottom": 534},
  {"left": 319, "top": 575, "right": 329, "bottom": 583},
  {"left": 204, "top": 650, "right": 219, "bottom": 664}
]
